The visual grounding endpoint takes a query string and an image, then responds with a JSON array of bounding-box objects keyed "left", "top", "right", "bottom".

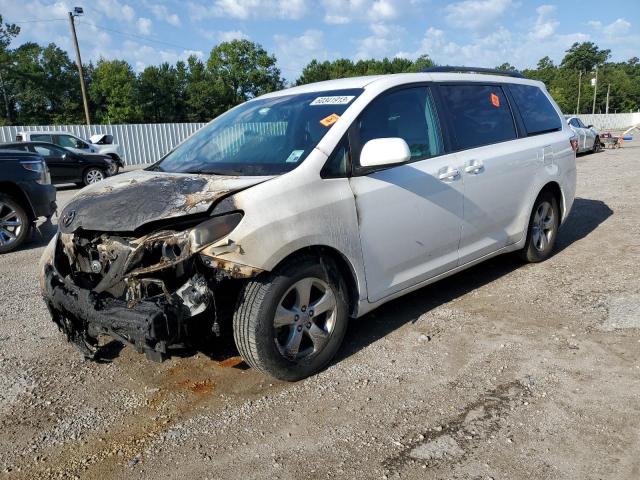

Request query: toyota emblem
[{"left": 62, "top": 210, "right": 76, "bottom": 228}]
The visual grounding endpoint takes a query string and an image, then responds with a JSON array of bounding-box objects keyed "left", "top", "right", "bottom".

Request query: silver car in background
[{"left": 565, "top": 116, "right": 601, "bottom": 153}]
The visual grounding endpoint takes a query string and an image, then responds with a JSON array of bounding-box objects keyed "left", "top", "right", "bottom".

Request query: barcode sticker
[{"left": 310, "top": 96, "right": 355, "bottom": 106}]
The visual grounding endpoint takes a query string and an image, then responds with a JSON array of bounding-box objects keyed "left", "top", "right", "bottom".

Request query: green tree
[
  {"left": 184, "top": 55, "right": 224, "bottom": 121},
  {"left": 207, "top": 40, "right": 283, "bottom": 110},
  {"left": 561, "top": 42, "right": 611, "bottom": 72},
  {"left": 138, "top": 62, "right": 186, "bottom": 123},
  {"left": 90, "top": 59, "right": 139, "bottom": 123},
  {"left": 0, "top": 15, "right": 20, "bottom": 124},
  {"left": 295, "top": 55, "right": 434, "bottom": 85}
]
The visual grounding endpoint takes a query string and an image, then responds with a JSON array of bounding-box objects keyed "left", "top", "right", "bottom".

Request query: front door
[
  {"left": 348, "top": 86, "right": 464, "bottom": 303},
  {"left": 32, "top": 144, "right": 81, "bottom": 183}
]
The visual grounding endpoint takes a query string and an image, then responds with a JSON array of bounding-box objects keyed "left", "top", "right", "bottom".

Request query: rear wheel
[
  {"left": 519, "top": 191, "right": 559, "bottom": 263},
  {"left": 233, "top": 255, "right": 349, "bottom": 381},
  {"left": 83, "top": 167, "right": 105, "bottom": 186},
  {"left": 0, "top": 194, "right": 31, "bottom": 254}
]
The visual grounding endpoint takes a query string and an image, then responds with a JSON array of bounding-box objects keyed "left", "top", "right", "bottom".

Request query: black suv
[
  {"left": 0, "top": 150, "right": 56, "bottom": 253},
  {"left": 0, "top": 142, "right": 113, "bottom": 186}
]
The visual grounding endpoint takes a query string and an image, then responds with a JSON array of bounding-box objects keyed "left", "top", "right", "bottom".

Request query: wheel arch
[
  {"left": 538, "top": 180, "right": 564, "bottom": 219},
  {"left": 0, "top": 182, "right": 35, "bottom": 221},
  {"left": 270, "top": 245, "right": 361, "bottom": 317},
  {"left": 106, "top": 153, "right": 123, "bottom": 166}
]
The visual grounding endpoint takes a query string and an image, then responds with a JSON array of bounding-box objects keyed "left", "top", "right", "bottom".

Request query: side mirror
[
  {"left": 587, "top": 124, "right": 594, "bottom": 129},
  {"left": 61, "top": 153, "right": 68, "bottom": 160},
  {"left": 359, "top": 138, "right": 411, "bottom": 168}
]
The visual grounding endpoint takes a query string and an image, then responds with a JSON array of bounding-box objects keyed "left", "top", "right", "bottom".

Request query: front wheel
[
  {"left": 107, "top": 162, "right": 119, "bottom": 176},
  {"left": 0, "top": 194, "right": 31, "bottom": 254},
  {"left": 592, "top": 136, "right": 601, "bottom": 153},
  {"left": 519, "top": 191, "right": 559, "bottom": 263},
  {"left": 233, "top": 255, "right": 349, "bottom": 381},
  {"left": 83, "top": 167, "right": 105, "bottom": 186}
]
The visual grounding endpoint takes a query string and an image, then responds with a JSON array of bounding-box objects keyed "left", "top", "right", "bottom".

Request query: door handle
[
  {"left": 438, "top": 167, "right": 460, "bottom": 181},
  {"left": 464, "top": 160, "right": 484, "bottom": 174}
]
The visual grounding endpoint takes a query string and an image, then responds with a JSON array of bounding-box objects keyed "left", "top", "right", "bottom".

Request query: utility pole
[
  {"left": 605, "top": 84, "right": 610, "bottom": 114},
  {"left": 576, "top": 70, "right": 582, "bottom": 115},
  {"left": 68, "top": 7, "right": 90, "bottom": 126},
  {"left": 591, "top": 66, "right": 598, "bottom": 114}
]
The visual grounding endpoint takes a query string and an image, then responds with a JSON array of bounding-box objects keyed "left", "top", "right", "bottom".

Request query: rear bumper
[{"left": 42, "top": 263, "right": 191, "bottom": 360}]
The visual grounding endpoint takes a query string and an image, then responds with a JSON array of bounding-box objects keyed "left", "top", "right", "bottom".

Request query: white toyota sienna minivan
[{"left": 41, "top": 68, "right": 577, "bottom": 380}]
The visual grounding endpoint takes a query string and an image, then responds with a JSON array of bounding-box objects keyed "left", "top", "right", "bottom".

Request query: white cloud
[
  {"left": 530, "top": 4, "right": 559, "bottom": 40},
  {"left": 92, "top": 0, "right": 137, "bottom": 23},
  {"left": 198, "top": 28, "right": 250, "bottom": 42},
  {"left": 190, "top": 0, "right": 310, "bottom": 20},
  {"left": 218, "top": 30, "right": 250, "bottom": 42},
  {"left": 96, "top": 41, "right": 203, "bottom": 72},
  {"left": 321, "top": 0, "right": 407, "bottom": 24},
  {"left": 603, "top": 18, "right": 631, "bottom": 36},
  {"left": 137, "top": 17, "right": 152, "bottom": 35},
  {"left": 274, "top": 29, "right": 328, "bottom": 79},
  {"left": 445, "top": 0, "right": 512, "bottom": 31},
  {"left": 356, "top": 23, "right": 404, "bottom": 59},
  {"left": 150, "top": 4, "right": 182, "bottom": 26}
]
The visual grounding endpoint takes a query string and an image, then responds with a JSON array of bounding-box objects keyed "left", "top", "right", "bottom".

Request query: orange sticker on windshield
[
  {"left": 320, "top": 113, "right": 340, "bottom": 127},
  {"left": 490, "top": 93, "right": 500, "bottom": 107}
]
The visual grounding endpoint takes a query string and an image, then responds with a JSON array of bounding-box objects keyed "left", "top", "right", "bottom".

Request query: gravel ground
[{"left": 0, "top": 148, "right": 639, "bottom": 480}]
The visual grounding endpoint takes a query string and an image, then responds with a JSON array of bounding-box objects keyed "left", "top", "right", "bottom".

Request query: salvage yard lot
[{"left": 1, "top": 146, "right": 639, "bottom": 480}]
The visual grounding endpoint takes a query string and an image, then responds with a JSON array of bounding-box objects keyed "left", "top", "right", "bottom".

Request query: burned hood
[{"left": 59, "top": 169, "right": 271, "bottom": 233}]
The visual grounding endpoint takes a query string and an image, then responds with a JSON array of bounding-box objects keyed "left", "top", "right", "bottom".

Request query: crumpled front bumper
[{"left": 42, "top": 261, "right": 191, "bottom": 361}]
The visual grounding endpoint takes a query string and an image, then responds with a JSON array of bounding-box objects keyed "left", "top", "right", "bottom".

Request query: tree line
[{"left": 1, "top": 15, "right": 639, "bottom": 126}]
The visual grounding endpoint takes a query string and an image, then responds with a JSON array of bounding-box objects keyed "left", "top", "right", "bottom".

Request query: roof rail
[{"left": 422, "top": 66, "right": 524, "bottom": 78}]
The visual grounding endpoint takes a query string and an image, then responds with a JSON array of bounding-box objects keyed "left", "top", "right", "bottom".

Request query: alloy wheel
[
  {"left": 0, "top": 201, "right": 24, "bottom": 247},
  {"left": 531, "top": 201, "right": 555, "bottom": 252},
  {"left": 86, "top": 169, "right": 104, "bottom": 184},
  {"left": 273, "top": 277, "right": 337, "bottom": 361}
]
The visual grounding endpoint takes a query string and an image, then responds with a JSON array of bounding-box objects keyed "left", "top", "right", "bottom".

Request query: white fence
[
  {"left": 573, "top": 113, "right": 640, "bottom": 131},
  {"left": 0, "top": 123, "right": 206, "bottom": 165}
]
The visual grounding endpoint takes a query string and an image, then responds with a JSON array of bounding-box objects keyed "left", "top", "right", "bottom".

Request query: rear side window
[
  {"left": 31, "top": 134, "right": 52, "bottom": 142},
  {"left": 439, "top": 85, "right": 516, "bottom": 150},
  {"left": 56, "top": 134, "right": 78, "bottom": 148},
  {"left": 509, "top": 84, "right": 561, "bottom": 136}
]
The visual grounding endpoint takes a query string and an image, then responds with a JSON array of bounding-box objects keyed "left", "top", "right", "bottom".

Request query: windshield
[{"left": 150, "top": 88, "right": 363, "bottom": 176}]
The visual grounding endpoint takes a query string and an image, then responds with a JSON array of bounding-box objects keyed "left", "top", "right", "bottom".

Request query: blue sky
[{"left": 2, "top": 0, "right": 639, "bottom": 81}]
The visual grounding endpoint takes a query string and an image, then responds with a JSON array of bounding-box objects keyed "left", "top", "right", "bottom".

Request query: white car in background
[
  {"left": 564, "top": 116, "right": 601, "bottom": 153},
  {"left": 16, "top": 131, "right": 124, "bottom": 175}
]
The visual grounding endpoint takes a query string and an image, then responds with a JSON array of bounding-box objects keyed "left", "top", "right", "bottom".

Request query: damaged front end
[{"left": 41, "top": 212, "right": 260, "bottom": 362}]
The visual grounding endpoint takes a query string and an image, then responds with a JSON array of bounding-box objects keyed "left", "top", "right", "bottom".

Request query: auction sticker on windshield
[
  {"left": 285, "top": 150, "right": 305, "bottom": 163},
  {"left": 310, "top": 96, "right": 355, "bottom": 106}
]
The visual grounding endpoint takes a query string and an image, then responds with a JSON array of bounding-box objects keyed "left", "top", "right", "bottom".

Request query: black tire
[
  {"left": 519, "top": 191, "right": 559, "bottom": 263},
  {"left": 0, "top": 194, "right": 31, "bottom": 254},
  {"left": 592, "top": 136, "right": 601, "bottom": 153},
  {"left": 233, "top": 254, "right": 349, "bottom": 381},
  {"left": 107, "top": 155, "right": 120, "bottom": 176},
  {"left": 83, "top": 167, "right": 105, "bottom": 186}
]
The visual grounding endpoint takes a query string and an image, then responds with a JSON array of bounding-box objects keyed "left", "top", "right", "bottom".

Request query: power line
[
  {"left": 12, "top": 18, "right": 67, "bottom": 24},
  {"left": 76, "top": 20, "right": 197, "bottom": 52}
]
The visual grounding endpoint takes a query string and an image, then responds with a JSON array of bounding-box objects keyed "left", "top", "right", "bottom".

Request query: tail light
[
  {"left": 570, "top": 136, "right": 578, "bottom": 152},
  {"left": 21, "top": 160, "right": 50, "bottom": 184}
]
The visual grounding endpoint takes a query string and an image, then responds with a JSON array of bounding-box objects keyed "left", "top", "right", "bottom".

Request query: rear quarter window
[
  {"left": 509, "top": 84, "right": 561, "bottom": 136},
  {"left": 31, "top": 134, "right": 53, "bottom": 142},
  {"left": 439, "top": 85, "right": 516, "bottom": 150}
]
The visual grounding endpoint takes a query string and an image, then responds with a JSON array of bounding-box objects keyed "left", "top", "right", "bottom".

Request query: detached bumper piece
[{"left": 43, "top": 264, "right": 197, "bottom": 362}]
